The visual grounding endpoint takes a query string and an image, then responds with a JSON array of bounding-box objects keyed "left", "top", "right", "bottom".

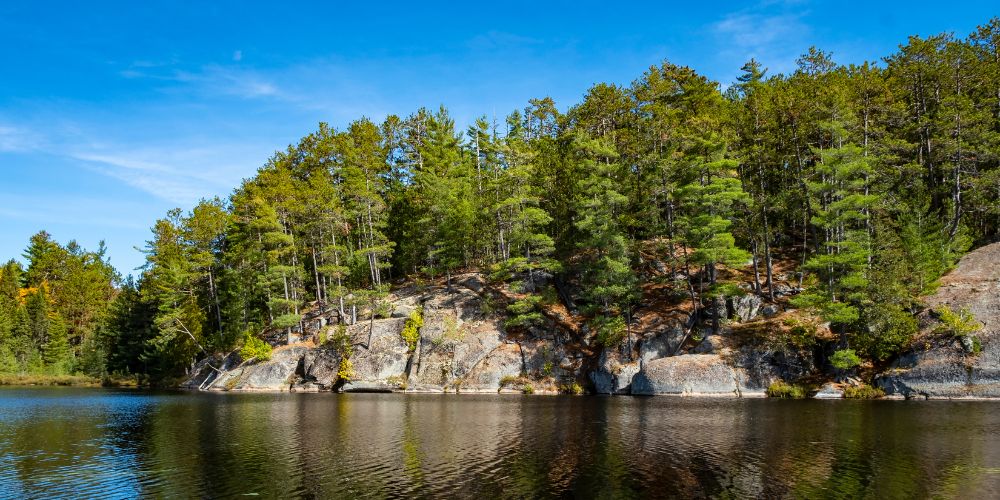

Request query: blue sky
[{"left": 1, "top": 1, "right": 996, "bottom": 276}]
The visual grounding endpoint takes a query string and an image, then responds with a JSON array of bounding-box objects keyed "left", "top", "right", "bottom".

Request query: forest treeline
[{"left": 1, "top": 20, "right": 998, "bottom": 381}]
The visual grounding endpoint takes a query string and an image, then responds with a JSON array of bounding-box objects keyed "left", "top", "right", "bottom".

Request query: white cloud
[
  {"left": 711, "top": 2, "right": 811, "bottom": 78},
  {"left": 71, "top": 148, "right": 253, "bottom": 206},
  {"left": 0, "top": 124, "right": 42, "bottom": 152}
]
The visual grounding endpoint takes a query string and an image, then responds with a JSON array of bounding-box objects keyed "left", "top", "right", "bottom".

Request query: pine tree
[
  {"left": 571, "top": 132, "right": 637, "bottom": 346},
  {"left": 793, "top": 143, "right": 878, "bottom": 329}
]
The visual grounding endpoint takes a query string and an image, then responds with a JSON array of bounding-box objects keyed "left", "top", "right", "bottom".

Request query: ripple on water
[{"left": 2, "top": 390, "right": 1000, "bottom": 498}]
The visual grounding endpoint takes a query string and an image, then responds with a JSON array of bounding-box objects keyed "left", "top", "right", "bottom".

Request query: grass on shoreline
[{"left": 0, "top": 373, "right": 142, "bottom": 388}]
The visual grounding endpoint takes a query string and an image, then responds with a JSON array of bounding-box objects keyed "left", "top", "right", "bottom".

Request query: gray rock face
[
  {"left": 343, "top": 317, "right": 410, "bottom": 391},
  {"left": 208, "top": 346, "right": 309, "bottom": 392},
  {"left": 729, "top": 295, "right": 763, "bottom": 322},
  {"left": 632, "top": 354, "right": 746, "bottom": 396},
  {"left": 692, "top": 335, "right": 729, "bottom": 354},
  {"left": 408, "top": 286, "right": 511, "bottom": 391},
  {"left": 877, "top": 242, "right": 1000, "bottom": 399},
  {"left": 301, "top": 348, "right": 342, "bottom": 389},
  {"left": 591, "top": 347, "right": 640, "bottom": 394},
  {"left": 639, "top": 322, "right": 686, "bottom": 364},
  {"left": 761, "top": 304, "right": 781, "bottom": 318}
]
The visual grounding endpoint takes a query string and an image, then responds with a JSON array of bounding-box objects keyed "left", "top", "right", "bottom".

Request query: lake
[{"left": 1, "top": 388, "right": 999, "bottom": 498}]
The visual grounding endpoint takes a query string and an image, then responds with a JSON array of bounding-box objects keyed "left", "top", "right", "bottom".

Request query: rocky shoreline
[{"left": 183, "top": 243, "right": 1000, "bottom": 400}]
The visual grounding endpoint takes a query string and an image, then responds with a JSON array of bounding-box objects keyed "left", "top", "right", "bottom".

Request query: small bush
[
  {"left": 843, "top": 384, "right": 885, "bottom": 399},
  {"left": 560, "top": 382, "right": 584, "bottom": 395},
  {"left": 241, "top": 332, "right": 272, "bottom": 362},
  {"left": 480, "top": 294, "right": 497, "bottom": 315},
  {"left": 830, "top": 349, "right": 861, "bottom": 371},
  {"left": 337, "top": 358, "right": 355, "bottom": 382},
  {"left": 499, "top": 375, "right": 519, "bottom": 388},
  {"left": 766, "top": 380, "right": 807, "bottom": 398},
  {"left": 522, "top": 384, "right": 534, "bottom": 395},
  {"left": 374, "top": 300, "right": 394, "bottom": 319},
  {"left": 540, "top": 286, "right": 560, "bottom": 306},
  {"left": 935, "top": 306, "right": 982, "bottom": 337},
  {"left": 401, "top": 308, "right": 423, "bottom": 352}
]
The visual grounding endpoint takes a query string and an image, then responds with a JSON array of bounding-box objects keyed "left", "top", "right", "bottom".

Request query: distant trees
[{"left": 0, "top": 232, "right": 117, "bottom": 376}]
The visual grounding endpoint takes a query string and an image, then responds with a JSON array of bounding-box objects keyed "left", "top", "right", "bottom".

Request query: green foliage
[
  {"left": 240, "top": 331, "right": 272, "bottom": 362},
  {"left": 855, "top": 304, "right": 918, "bottom": 362},
  {"left": 271, "top": 314, "right": 302, "bottom": 330},
  {"left": 506, "top": 295, "right": 544, "bottom": 329},
  {"left": 830, "top": 349, "right": 862, "bottom": 371},
  {"left": 766, "top": 381, "right": 808, "bottom": 398},
  {"left": 843, "top": 384, "right": 885, "bottom": 399},
  {"left": 591, "top": 315, "right": 627, "bottom": 347},
  {"left": 321, "top": 324, "right": 355, "bottom": 382},
  {"left": 781, "top": 317, "right": 818, "bottom": 348},
  {"left": 521, "top": 384, "right": 535, "bottom": 395},
  {"left": 934, "top": 306, "right": 982, "bottom": 338},
  {"left": 401, "top": 308, "right": 423, "bottom": 352},
  {"left": 560, "top": 382, "right": 584, "bottom": 395}
]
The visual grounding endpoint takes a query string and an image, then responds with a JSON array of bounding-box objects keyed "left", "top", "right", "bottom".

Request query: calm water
[{"left": 1, "top": 389, "right": 999, "bottom": 499}]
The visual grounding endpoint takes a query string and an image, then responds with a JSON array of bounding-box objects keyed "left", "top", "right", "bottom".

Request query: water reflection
[{"left": 1, "top": 389, "right": 999, "bottom": 498}]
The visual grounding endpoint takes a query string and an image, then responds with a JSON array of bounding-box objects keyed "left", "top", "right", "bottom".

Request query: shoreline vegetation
[
  {"left": 0, "top": 373, "right": 141, "bottom": 388},
  {"left": 2, "top": 18, "right": 1000, "bottom": 398}
]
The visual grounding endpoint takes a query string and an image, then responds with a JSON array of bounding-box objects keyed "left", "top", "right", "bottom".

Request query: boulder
[
  {"left": 708, "top": 295, "right": 728, "bottom": 320},
  {"left": 728, "top": 294, "right": 763, "bottom": 322},
  {"left": 631, "top": 354, "right": 750, "bottom": 396},
  {"left": 813, "top": 383, "right": 843, "bottom": 399},
  {"left": 638, "top": 322, "right": 686, "bottom": 364},
  {"left": 691, "top": 335, "right": 729, "bottom": 354},
  {"left": 408, "top": 287, "right": 508, "bottom": 391},
  {"left": 590, "top": 347, "right": 640, "bottom": 394},
  {"left": 343, "top": 317, "right": 410, "bottom": 389},
  {"left": 301, "top": 348, "right": 342, "bottom": 389},
  {"left": 761, "top": 304, "right": 781, "bottom": 318},
  {"left": 215, "top": 346, "right": 309, "bottom": 391}
]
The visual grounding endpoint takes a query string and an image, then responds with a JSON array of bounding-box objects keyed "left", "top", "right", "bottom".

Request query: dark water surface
[{"left": 1, "top": 388, "right": 999, "bottom": 498}]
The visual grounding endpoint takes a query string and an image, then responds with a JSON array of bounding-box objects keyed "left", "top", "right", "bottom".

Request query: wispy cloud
[
  {"left": 71, "top": 148, "right": 254, "bottom": 206},
  {"left": 0, "top": 124, "right": 43, "bottom": 152},
  {"left": 119, "top": 61, "right": 281, "bottom": 100},
  {"left": 711, "top": 2, "right": 811, "bottom": 78}
]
